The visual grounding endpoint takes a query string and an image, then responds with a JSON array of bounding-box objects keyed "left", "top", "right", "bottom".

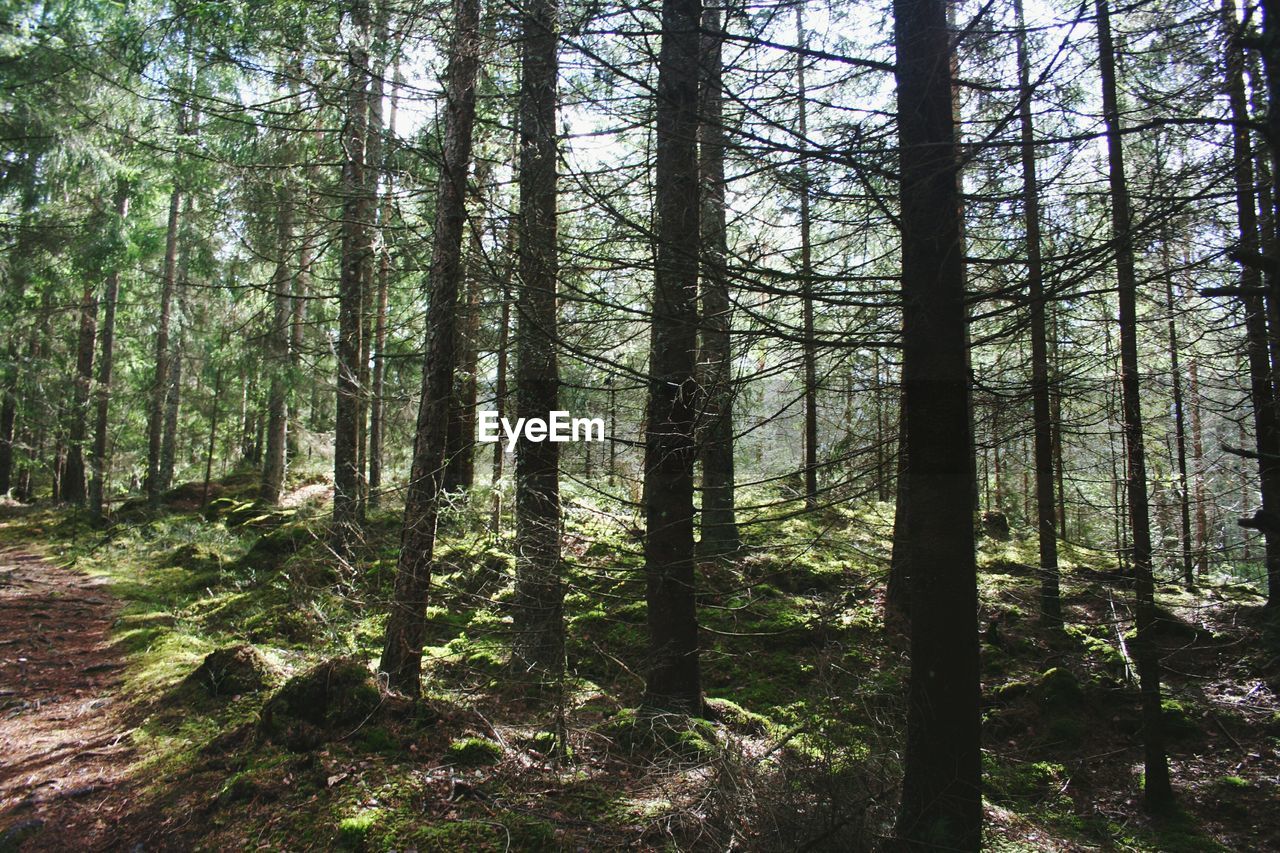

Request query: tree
[
  {"left": 1095, "top": 0, "right": 1174, "bottom": 813},
  {"left": 379, "top": 0, "right": 484, "bottom": 695},
  {"left": 891, "top": 0, "right": 981, "bottom": 845},
  {"left": 696, "top": 1, "right": 740, "bottom": 558},
  {"left": 643, "top": 0, "right": 703, "bottom": 714},
  {"left": 511, "top": 0, "right": 565, "bottom": 677},
  {"left": 1013, "top": 0, "right": 1061, "bottom": 625}
]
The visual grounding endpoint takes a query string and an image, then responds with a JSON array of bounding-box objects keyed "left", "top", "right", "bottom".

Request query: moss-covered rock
[
  {"left": 1037, "top": 667, "right": 1084, "bottom": 707},
  {"left": 258, "top": 657, "right": 382, "bottom": 750},
  {"left": 445, "top": 736, "right": 503, "bottom": 767},
  {"left": 186, "top": 644, "right": 276, "bottom": 697}
]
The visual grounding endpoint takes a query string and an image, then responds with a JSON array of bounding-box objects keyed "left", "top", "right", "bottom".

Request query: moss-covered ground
[{"left": 0, "top": 470, "right": 1276, "bottom": 850}]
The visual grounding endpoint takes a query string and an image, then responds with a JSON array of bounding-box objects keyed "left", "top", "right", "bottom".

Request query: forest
[{"left": 1, "top": 0, "right": 1278, "bottom": 848}]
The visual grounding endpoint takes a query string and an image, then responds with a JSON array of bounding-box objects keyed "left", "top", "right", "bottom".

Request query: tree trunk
[
  {"left": 63, "top": 258, "right": 99, "bottom": 506},
  {"left": 512, "top": 0, "right": 564, "bottom": 677},
  {"left": 643, "top": 0, "right": 703, "bottom": 714},
  {"left": 379, "top": 0, "right": 482, "bottom": 695},
  {"left": 1190, "top": 358, "right": 1209, "bottom": 576},
  {"left": 260, "top": 178, "right": 295, "bottom": 505},
  {"left": 890, "top": 0, "right": 981, "bottom": 844},
  {"left": 796, "top": 3, "right": 818, "bottom": 511},
  {"left": 1163, "top": 268, "right": 1194, "bottom": 591},
  {"left": 89, "top": 183, "right": 130, "bottom": 521},
  {"left": 333, "top": 0, "right": 373, "bottom": 554},
  {"left": 147, "top": 185, "right": 182, "bottom": 505},
  {"left": 1227, "top": 0, "right": 1280, "bottom": 605},
  {"left": 1014, "top": 0, "right": 1060, "bottom": 623},
  {"left": 369, "top": 66, "right": 400, "bottom": 511},
  {"left": 696, "top": 3, "right": 740, "bottom": 557},
  {"left": 1095, "top": 0, "right": 1174, "bottom": 812}
]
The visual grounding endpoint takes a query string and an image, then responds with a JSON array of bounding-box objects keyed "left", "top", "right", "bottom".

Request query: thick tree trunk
[
  {"left": 696, "top": 4, "right": 740, "bottom": 558},
  {"left": 379, "top": 0, "right": 482, "bottom": 695},
  {"left": 1014, "top": 0, "right": 1061, "bottom": 624},
  {"left": 89, "top": 183, "right": 130, "bottom": 521},
  {"left": 333, "top": 0, "right": 373, "bottom": 554},
  {"left": 260, "top": 179, "right": 295, "bottom": 505},
  {"left": 890, "top": 0, "right": 981, "bottom": 845},
  {"left": 512, "top": 0, "right": 564, "bottom": 677},
  {"left": 643, "top": 0, "right": 703, "bottom": 714},
  {"left": 1095, "top": 0, "right": 1174, "bottom": 813}
]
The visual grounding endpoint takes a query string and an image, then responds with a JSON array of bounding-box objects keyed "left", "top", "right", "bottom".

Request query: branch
[{"left": 1228, "top": 247, "right": 1279, "bottom": 276}]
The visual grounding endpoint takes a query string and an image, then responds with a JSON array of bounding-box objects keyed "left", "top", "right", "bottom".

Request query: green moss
[
  {"left": 1215, "top": 774, "right": 1250, "bottom": 789},
  {"left": 1161, "top": 698, "right": 1200, "bottom": 738},
  {"left": 597, "top": 708, "right": 717, "bottom": 761},
  {"left": 396, "top": 816, "right": 556, "bottom": 852},
  {"left": 705, "top": 697, "right": 773, "bottom": 736},
  {"left": 1037, "top": 667, "right": 1084, "bottom": 707},
  {"left": 338, "top": 809, "right": 382, "bottom": 848},
  {"left": 446, "top": 736, "right": 503, "bottom": 767},
  {"left": 984, "top": 755, "right": 1068, "bottom": 807}
]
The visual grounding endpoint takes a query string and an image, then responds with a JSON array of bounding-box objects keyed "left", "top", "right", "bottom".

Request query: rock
[{"left": 187, "top": 645, "right": 275, "bottom": 697}]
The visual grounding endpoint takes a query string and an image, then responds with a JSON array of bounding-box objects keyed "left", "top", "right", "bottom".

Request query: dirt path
[{"left": 0, "top": 545, "right": 136, "bottom": 850}]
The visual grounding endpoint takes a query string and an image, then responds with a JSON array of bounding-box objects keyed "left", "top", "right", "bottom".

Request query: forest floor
[
  {"left": 0, "top": 472, "right": 1276, "bottom": 850},
  {"left": 0, "top": 540, "right": 136, "bottom": 849}
]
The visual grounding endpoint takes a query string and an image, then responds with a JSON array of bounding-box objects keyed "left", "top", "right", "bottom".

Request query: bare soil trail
[{"left": 0, "top": 544, "right": 137, "bottom": 851}]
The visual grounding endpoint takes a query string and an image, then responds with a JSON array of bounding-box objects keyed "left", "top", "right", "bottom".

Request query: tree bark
[
  {"left": 696, "top": 3, "right": 740, "bottom": 558},
  {"left": 147, "top": 184, "right": 182, "bottom": 505},
  {"left": 1095, "top": 0, "right": 1174, "bottom": 812},
  {"left": 63, "top": 251, "right": 99, "bottom": 506},
  {"left": 1014, "top": 0, "right": 1061, "bottom": 624},
  {"left": 796, "top": 3, "right": 818, "bottom": 511},
  {"left": 333, "top": 0, "right": 373, "bottom": 554},
  {"left": 643, "top": 0, "right": 703, "bottom": 714},
  {"left": 260, "top": 177, "right": 295, "bottom": 505},
  {"left": 512, "top": 0, "right": 564, "bottom": 677},
  {"left": 89, "top": 183, "right": 130, "bottom": 521},
  {"left": 369, "top": 66, "right": 400, "bottom": 511},
  {"left": 1227, "top": 0, "right": 1280, "bottom": 606},
  {"left": 379, "top": 0, "right": 482, "bottom": 695},
  {"left": 890, "top": 0, "right": 981, "bottom": 845}
]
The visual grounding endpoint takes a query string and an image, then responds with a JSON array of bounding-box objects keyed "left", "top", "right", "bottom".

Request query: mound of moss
[
  {"left": 186, "top": 644, "right": 276, "bottom": 697},
  {"left": 258, "top": 657, "right": 382, "bottom": 750}
]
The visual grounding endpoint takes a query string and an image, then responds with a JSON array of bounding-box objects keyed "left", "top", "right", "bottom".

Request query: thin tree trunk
[
  {"left": 1015, "top": 0, "right": 1062, "bottom": 624},
  {"left": 379, "top": 0, "right": 482, "bottom": 695},
  {"left": 1095, "top": 0, "right": 1174, "bottom": 812},
  {"left": 796, "top": 3, "right": 818, "bottom": 511},
  {"left": 369, "top": 65, "right": 400, "bottom": 511},
  {"left": 643, "top": 0, "right": 703, "bottom": 714},
  {"left": 490, "top": 217, "right": 515, "bottom": 534},
  {"left": 512, "top": 0, "right": 563, "bottom": 676},
  {"left": 63, "top": 262, "right": 99, "bottom": 506},
  {"left": 697, "top": 2, "right": 740, "bottom": 557},
  {"left": 160, "top": 346, "right": 183, "bottom": 492},
  {"left": 203, "top": 367, "right": 223, "bottom": 507},
  {"left": 1190, "top": 359, "right": 1209, "bottom": 576},
  {"left": 260, "top": 178, "right": 295, "bottom": 505},
  {"left": 89, "top": 183, "right": 130, "bottom": 521},
  {"left": 333, "top": 0, "right": 373, "bottom": 554},
  {"left": 147, "top": 185, "right": 182, "bottom": 504},
  {"left": 1163, "top": 268, "right": 1194, "bottom": 591},
  {"left": 891, "top": 0, "right": 980, "bottom": 842}
]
